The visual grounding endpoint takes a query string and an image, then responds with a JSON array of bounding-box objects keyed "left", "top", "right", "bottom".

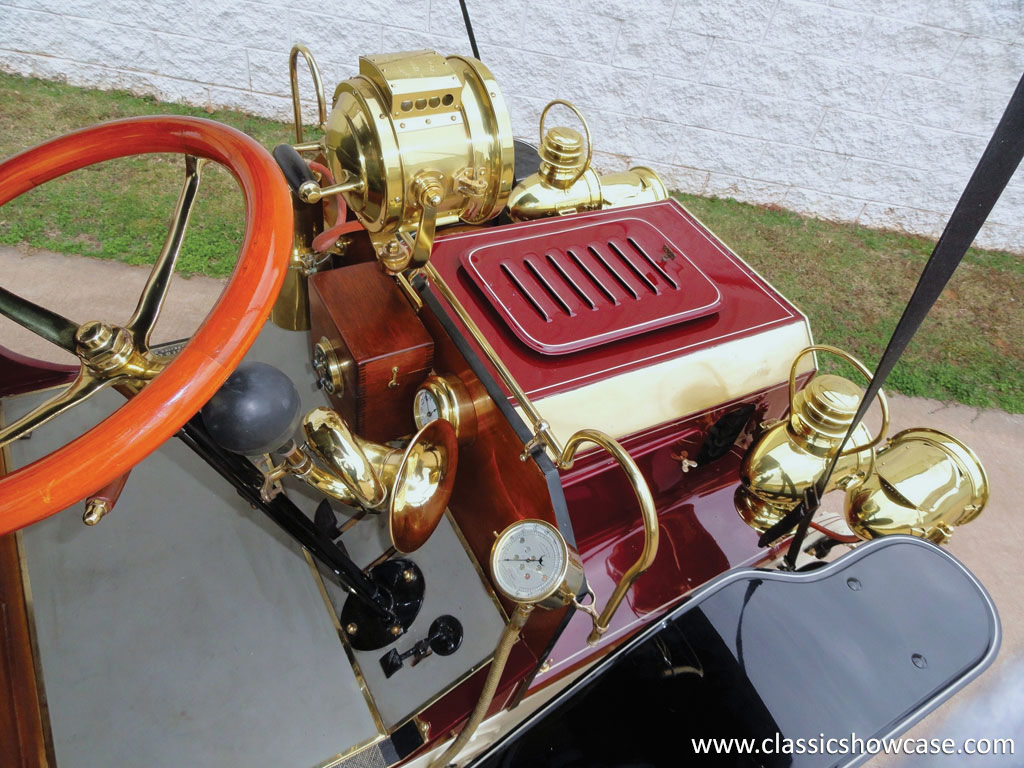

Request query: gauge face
[
  {"left": 492, "top": 520, "right": 568, "bottom": 604},
  {"left": 414, "top": 388, "right": 442, "bottom": 429}
]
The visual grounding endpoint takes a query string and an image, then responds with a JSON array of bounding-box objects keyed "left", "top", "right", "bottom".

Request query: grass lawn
[{"left": 0, "top": 72, "right": 1021, "bottom": 413}]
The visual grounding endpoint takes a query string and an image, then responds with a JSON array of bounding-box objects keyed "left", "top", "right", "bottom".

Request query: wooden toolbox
[{"left": 308, "top": 262, "right": 434, "bottom": 442}]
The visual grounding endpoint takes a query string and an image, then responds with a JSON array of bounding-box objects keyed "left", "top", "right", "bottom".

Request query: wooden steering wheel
[{"left": 0, "top": 117, "right": 293, "bottom": 533}]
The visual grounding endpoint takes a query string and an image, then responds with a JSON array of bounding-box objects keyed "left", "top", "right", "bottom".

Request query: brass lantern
[
  {"left": 324, "top": 50, "right": 514, "bottom": 272},
  {"left": 736, "top": 346, "right": 890, "bottom": 532},
  {"left": 506, "top": 100, "right": 668, "bottom": 221},
  {"left": 845, "top": 428, "right": 988, "bottom": 544}
]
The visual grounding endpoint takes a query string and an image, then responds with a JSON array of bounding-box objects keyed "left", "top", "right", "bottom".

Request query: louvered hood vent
[{"left": 460, "top": 217, "right": 722, "bottom": 354}]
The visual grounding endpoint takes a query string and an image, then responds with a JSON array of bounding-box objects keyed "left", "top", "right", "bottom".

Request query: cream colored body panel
[{"left": 516, "top": 320, "right": 815, "bottom": 442}]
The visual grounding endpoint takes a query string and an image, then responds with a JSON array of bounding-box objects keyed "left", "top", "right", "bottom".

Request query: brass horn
[
  {"left": 736, "top": 346, "right": 889, "bottom": 532},
  {"left": 845, "top": 428, "right": 988, "bottom": 544},
  {"left": 303, "top": 407, "right": 458, "bottom": 553}
]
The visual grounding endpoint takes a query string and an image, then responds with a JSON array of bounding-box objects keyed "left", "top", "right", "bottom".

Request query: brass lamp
[
  {"left": 506, "top": 100, "right": 668, "bottom": 221},
  {"left": 303, "top": 407, "right": 458, "bottom": 553},
  {"left": 845, "top": 428, "right": 988, "bottom": 543},
  {"left": 323, "top": 49, "right": 514, "bottom": 272},
  {"left": 736, "top": 346, "right": 889, "bottom": 532}
]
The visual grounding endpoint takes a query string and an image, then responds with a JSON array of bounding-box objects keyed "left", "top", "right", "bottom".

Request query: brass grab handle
[
  {"left": 289, "top": 44, "right": 327, "bottom": 144},
  {"left": 789, "top": 345, "right": 889, "bottom": 457},
  {"left": 558, "top": 429, "right": 658, "bottom": 646}
]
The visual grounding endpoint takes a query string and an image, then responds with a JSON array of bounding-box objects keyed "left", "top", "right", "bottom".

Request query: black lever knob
[{"left": 272, "top": 144, "right": 316, "bottom": 195}]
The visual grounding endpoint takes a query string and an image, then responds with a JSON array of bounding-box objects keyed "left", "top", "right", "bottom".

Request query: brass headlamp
[
  {"left": 506, "top": 100, "right": 668, "bottom": 221},
  {"left": 324, "top": 50, "right": 514, "bottom": 272},
  {"left": 736, "top": 346, "right": 888, "bottom": 532},
  {"left": 846, "top": 428, "right": 988, "bottom": 543}
]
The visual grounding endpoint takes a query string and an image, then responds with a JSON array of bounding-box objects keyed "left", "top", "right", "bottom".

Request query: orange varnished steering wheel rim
[{"left": 0, "top": 116, "right": 292, "bottom": 532}]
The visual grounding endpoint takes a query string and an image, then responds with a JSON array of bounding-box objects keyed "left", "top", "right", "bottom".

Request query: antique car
[{"left": 0, "top": 39, "right": 1013, "bottom": 768}]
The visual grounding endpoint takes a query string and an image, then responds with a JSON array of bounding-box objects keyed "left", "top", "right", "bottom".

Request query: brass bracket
[
  {"left": 384, "top": 172, "right": 445, "bottom": 273},
  {"left": 454, "top": 166, "right": 489, "bottom": 196}
]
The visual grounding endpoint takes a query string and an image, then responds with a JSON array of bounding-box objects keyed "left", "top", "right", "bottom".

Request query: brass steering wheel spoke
[
  {"left": 126, "top": 155, "right": 204, "bottom": 351},
  {"left": 0, "top": 285, "right": 80, "bottom": 353},
  {"left": 0, "top": 370, "right": 113, "bottom": 449}
]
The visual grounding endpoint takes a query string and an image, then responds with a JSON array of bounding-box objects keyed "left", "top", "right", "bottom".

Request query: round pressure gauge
[
  {"left": 412, "top": 374, "right": 477, "bottom": 443},
  {"left": 490, "top": 519, "right": 584, "bottom": 608}
]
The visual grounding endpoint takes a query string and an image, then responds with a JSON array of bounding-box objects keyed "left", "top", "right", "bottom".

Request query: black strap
[{"left": 763, "top": 72, "right": 1024, "bottom": 568}]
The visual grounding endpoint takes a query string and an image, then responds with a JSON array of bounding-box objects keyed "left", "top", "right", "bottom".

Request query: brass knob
[{"left": 83, "top": 498, "right": 110, "bottom": 526}]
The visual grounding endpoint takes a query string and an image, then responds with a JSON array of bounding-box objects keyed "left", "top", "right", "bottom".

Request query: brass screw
[
  {"left": 389, "top": 624, "right": 403, "bottom": 637},
  {"left": 82, "top": 499, "right": 110, "bottom": 526},
  {"left": 402, "top": 568, "right": 416, "bottom": 583},
  {"left": 345, "top": 622, "right": 358, "bottom": 636}
]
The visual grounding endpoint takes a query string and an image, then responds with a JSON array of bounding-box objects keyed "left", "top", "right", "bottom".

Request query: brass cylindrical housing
[
  {"left": 324, "top": 50, "right": 514, "bottom": 252},
  {"left": 737, "top": 419, "right": 875, "bottom": 532},
  {"left": 735, "top": 347, "right": 889, "bottom": 533}
]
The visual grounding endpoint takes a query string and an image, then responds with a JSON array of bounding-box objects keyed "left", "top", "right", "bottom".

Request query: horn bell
[
  {"left": 389, "top": 419, "right": 458, "bottom": 554},
  {"left": 845, "top": 428, "right": 988, "bottom": 544}
]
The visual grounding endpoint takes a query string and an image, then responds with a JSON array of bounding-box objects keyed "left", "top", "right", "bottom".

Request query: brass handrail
[
  {"left": 558, "top": 429, "right": 659, "bottom": 646},
  {"left": 289, "top": 44, "right": 327, "bottom": 144}
]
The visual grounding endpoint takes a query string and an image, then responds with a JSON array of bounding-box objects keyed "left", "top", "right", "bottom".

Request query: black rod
[
  {"left": 177, "top": 417, "right": 393, "bottom": 620},
  {"left": 458, "top": 0, "right": 481, "bottom": 60}
]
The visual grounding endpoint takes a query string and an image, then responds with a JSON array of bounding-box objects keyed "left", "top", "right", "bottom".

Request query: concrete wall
[{"left": 2, "top": 0, "right": 1022, "bottom": 252}]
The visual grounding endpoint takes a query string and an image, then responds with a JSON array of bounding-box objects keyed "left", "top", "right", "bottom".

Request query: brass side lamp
[
  {"left": 737, "top": 346, "right": 887, "bottom": 532},
  {"left": 507, "top": 99, "right": 668, "bottom": 221}
]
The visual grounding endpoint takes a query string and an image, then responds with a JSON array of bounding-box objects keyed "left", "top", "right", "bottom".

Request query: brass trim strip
[
  {"left": 444, "top": 509, "right": 508, "bottom": 623},
  {"left": 302, "top": 549, "right": 388, "bottom": 736},
  {"left": 15, "top": 528, "right": 57, "bottom": 768},
  {"left": 421, "top": 262, "right": 564, "bottom": 458}
]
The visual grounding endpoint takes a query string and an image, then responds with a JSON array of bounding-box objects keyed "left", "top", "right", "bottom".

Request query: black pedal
[
  {"left": 380, "top": 615, "right": 464, "bottom": 679},
  {"left": 314, "top": 498, "right": 342, "bottom": 540}
]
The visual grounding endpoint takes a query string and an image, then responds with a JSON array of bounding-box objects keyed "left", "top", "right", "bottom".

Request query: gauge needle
[{"left": 504, "top": 557, "right": 545, "bottom": 565}]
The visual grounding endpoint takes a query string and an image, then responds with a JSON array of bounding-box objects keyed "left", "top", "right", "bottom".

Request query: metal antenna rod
[{"left": 459, "top": 0, "right": 481, "bottom": 59}]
